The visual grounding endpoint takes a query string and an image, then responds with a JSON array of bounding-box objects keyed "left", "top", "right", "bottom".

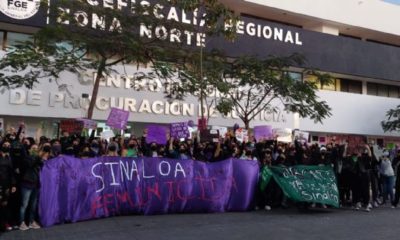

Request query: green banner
[{"left": 260, "top": 165, "right": 339, "bottom": 207}]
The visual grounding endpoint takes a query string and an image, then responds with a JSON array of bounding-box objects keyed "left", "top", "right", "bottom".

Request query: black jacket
[
  {"left": 0, "top": 154, "right": 16, "bottom": 187},
  {"left": 20, "top": 155, "right": 43, "bottom": 189}
]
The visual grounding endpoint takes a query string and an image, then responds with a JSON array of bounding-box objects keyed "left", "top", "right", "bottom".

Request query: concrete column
[
  {"left": 362, "top": 80, "right": 368, "bottom": 95},
  {"left": 303, "top": 23, "right": 339, "bottom": 35}
]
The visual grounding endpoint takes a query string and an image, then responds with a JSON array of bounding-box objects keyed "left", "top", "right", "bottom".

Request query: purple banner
[
  {"left": 146, "top": 125, "right": 168, "bottom": 144},
  {"left": 254, "top": 125, "right": 273, "bottom": 142},
  {"left": 106, "top": 108, "right": 130, "bottom": 130},
  {"left": 39, "top": 156, "right": 259, "bottom": 227},
  {"left": 170, "top": 122, "right": 190, "bottom": 139}
]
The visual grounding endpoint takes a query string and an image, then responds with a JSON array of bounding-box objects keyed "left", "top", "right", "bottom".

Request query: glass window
[
  {"left": 367, "top": 83, "right": 378, "bottom": 96},
  {"left": 389, "top": 86, "right": 399, "bottom": 98},
  {"left": 304, "top": 75, "right": 321, "bottom": 88},
  {"left": 5, "top": 32, "right": 32, "bottom": 49},
  {"left": 0, "top": 31, "right": 4, "bottom": 49},
  {"left": 377, "top": 84, "right": 389, "bottom": 97},
  {"left": 321, "top": 79, "right": 337, "bottom": 91},
  {"left": 287, "top": 72, "right": 302, "bottom": 81},
  {"left": 340, "top": 79, "right": 362, "bottom": 94},
  {"left": 304, "top": 75, "right": 337, "bottom": 91}
]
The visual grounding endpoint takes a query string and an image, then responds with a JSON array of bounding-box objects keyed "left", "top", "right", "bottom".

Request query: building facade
[{"left": 0, "top": 0, "right": 399, "bottom": 146}]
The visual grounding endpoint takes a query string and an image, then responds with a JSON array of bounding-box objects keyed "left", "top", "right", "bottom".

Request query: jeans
[
  {"left": 382, "top": 175, "right": 395, "bottom": 203},
  {"left": 19, "top": 187, "right": 39, "bottom": 224}
]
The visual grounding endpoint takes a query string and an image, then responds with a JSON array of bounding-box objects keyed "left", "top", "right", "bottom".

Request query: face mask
[
  {"left": 129, "top": 144, "right": 136, "bottom": 148},
  {"left": 108, "top": 146, "right": 117, "bottom": 152},
  {"left": 43, "top": 146, "right": 51, "bottom": 153},
  {"left": 52, "top": 145, "right": 62, "bottom": 153},
  {"left": 383, "top": 152, "right": 390, "bottom": 157},
  {"left": 2, "top": 146, "right": 10, "bottom": 153},
  {"left": 91, "top": 143, "right": 99, "bottom": 148},
  {"left": 64, "top": 148, "right": 74, "bottom": 155},
  {"left": 151, "top": 146, "right": 157, "bottom": 151},
  {"left": 30, "top": 150, "right": 38, "bottom": 156}
]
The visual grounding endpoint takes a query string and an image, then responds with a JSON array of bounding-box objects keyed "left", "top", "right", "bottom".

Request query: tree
[
  {"left": 381, "top": 106, "right": 400, "bottom": 132},
  {"left": 151, "top": 49, "right": 227, "bottom": 123},
  {"left": 212, "top": 54, "right": 332, "bottom": 129},
  {"left": 0, "top": 0, "right": 237, "bottom": 119}
]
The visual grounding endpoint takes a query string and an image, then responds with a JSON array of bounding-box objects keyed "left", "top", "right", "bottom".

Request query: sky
[{"left": 383, "top": 0, "right": 400, "bottom": 5}]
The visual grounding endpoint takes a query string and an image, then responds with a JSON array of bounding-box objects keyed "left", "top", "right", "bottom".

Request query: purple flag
[
  {"left": 170, "top": 122, "right": 190, "bottom": 139},
  {"left": 254, "top": 125, "right": 273, "bottom": 142},
  {"left": 39, "top": 156, "right": 259, "bottom": 227},
  {"left": 146, "top": 125, "right": 168, "bottom": 144},
  {"left": 106, "top": 108, "right": 130, "bottom": 130}
]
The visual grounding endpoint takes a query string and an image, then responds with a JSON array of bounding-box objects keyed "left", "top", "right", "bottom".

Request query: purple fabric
[
  {"left": 146, "top": 125, "right": 167, "bottom": 144},
  {"left": 254, "top": 126, "right": 273, "bottom": 142},
  {"left": 106, "top": 108, "right": 130, "bottom": 130},
  {"left": 170, "top": 122, "right": 190, "bottom": 139},
  {"left": 39, "top": 156, "right": 259, "bottom": 227}
]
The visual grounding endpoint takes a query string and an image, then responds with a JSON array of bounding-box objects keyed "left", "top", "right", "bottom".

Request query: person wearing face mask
[
  {"left": 379, "top": 150, "right": 395, "bottom": 206},
  {"left": 193, "top": 138, "right": 207, "bottom": 161},
  {"left": 51, "top": 141, "right": 62, "bottom": 158},
  {"left": 178, "top": 144, "right": 190, "bottom": 160},
  {"left": 122, "top": 139, "right": 139, "bottom": 158},
  {"left": 355, "top": 145, "right": 373, "bottom": 212},
  {"left": 89, "top": 141, "right": 101, "bottom": 157},
  {"left": 106, "top": 143, "right": 119, "bottom": 157},
  {"left": 392, "top": 150, "right": 400, "bottom": 208},
  {"left": 148, "top": 142, "right": 159, "bottom": 158},
  {"left": 0, "top": 141, "right": 17, "bottom": 232},
  {"left": 79, "top": 146, "right": 92, "bottom": 159},
  {"left": 18, "top": 144, "right": 42, "bottom": 231}
]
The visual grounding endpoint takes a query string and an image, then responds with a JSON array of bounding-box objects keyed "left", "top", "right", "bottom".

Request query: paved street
[{"left": 2, "top": 206, "right": 400, "bottom": 240}]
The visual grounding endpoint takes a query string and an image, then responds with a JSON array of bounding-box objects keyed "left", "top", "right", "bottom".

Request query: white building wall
[
  {"left": 300, "top": 90, "right": 400, "bottom": 137},
  {"left": 245, "top": 0, "right": 400, "bottom": 36}
]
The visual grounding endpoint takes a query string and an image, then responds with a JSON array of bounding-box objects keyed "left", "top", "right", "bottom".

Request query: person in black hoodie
[
  {"left": 355, "top": 144, "right": 373, "bottom": 212},
  {"left": 391, "top": 150, "right": 400, "bottom": 208},
  {"left": 18, "top": 144, "right": 43, "bottom": 231},
  {"left": 0, "top": 141, "right": 16, "bottom": 232}
]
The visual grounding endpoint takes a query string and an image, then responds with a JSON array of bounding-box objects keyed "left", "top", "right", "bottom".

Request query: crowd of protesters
[{"left": 1, "top": 122, "right": 400, "bottom": 233}]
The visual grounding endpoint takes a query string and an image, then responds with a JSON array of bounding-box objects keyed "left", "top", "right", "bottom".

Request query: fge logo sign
[{"left": 0, "top": 0, "right": 41, "bottom": 20}]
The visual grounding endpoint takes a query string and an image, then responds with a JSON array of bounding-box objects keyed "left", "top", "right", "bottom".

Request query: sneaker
[
  {"left": 391, "top": 205, "right": 396, "bottom": 209},
  {"left": 19, "top": 222, "right": 29, "bottom": 231},
  {"left": 29, "top": 221, "right": 41, "bottom": 230},
  {"left": 373, "top": 201, "right": 379, "bottom": 208},
  {"left": 366, "top": 203, "right": 373, "bottom": 212},
  {"left": 354, "top": 202, "right": 361, "bottom": 210},
  {"left": 311, "top": 203, "right": 316, "bottom": 208},
  {"left": 255, "top": 206, "right": 260, "bottom": 211},
  {"left": 4, "top": 224, "right": 12, "bottom": 231},
  {"left": 322, "top": 204, "right": 327, "bottom": 209},
  {"left": 264, "top": 205, "right": 271, "bottom": 211}
]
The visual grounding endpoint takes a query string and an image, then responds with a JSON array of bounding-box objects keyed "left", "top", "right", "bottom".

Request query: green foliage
[
  {"left": 0, "top": 0, "right": 238, "bottom": 119},
  {"left": 381, "top": 106, "right": 400, "bottom": 132},
  {"left": 213, "top": 54, "right": 331, "bottom": 128}
]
